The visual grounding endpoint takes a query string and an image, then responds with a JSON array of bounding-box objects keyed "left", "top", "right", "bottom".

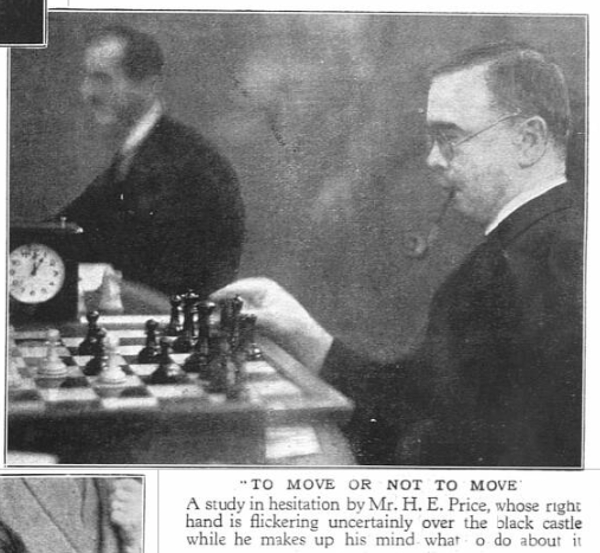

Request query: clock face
[{"left": 9, "top": 243, "right": 66, "bottom": 304}]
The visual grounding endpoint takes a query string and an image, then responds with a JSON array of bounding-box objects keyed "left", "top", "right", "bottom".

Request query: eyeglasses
[{"left": 426, "top": 113, "right": 521, "bottom": 160}]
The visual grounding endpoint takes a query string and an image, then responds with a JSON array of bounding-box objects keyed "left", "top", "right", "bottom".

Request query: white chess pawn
[
  {"left": 98, "top": 332, "right": 127, "bottom": 386},
  {"left": 38, "top": 328, "right": 68, "bottom": 378}
]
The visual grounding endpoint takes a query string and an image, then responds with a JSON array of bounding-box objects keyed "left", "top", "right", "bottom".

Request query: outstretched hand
[{"left": 211, "top": 277, "right": 333, "bottom": 372}]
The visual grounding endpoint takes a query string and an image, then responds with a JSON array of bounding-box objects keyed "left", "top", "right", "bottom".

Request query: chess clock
[{"left": 9, "top": 220, "right": 83, "bottom": 323}]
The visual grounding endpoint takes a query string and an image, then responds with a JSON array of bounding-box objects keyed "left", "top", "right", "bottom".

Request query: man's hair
[
  {"left": 88, "top": 25, "right": 165, "bottom": 82},
  {"left": 431, "top": 42, "right": 572, "bottom": 151}
]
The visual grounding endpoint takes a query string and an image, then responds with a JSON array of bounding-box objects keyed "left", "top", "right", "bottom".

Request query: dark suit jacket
[
  {"left": 62, "top": 116, "right": 245, "bottom": 297},
  {"left": 322, "top": 183, "right": 584, "bottom": 466},
  {"left": 0, "top": 479, "right": 121, "bottom": 553}
]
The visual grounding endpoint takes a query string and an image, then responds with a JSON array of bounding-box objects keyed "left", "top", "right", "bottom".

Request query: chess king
[
  {"left": 61, "top": 25, "right": 245, "bottom": 303},
  {"left": 213, "top": 42, "right": 584, "bottom": 467}
]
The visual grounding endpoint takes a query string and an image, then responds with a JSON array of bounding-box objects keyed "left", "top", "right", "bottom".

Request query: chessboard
[{"left": 8, "top": 311, "right": 352, "bottom": 465}]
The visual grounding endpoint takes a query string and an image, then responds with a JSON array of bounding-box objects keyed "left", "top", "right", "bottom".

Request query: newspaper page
[{"left": 1, "top": 1, "right": 598, "bottom": 552}]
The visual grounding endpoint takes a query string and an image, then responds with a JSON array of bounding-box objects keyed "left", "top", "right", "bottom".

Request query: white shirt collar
[
  {"left": 121, "top": 100, "right": 163, "bottom": 156},
  {"left": 485, "top": 176, "right": 567, "bottom": 235}
]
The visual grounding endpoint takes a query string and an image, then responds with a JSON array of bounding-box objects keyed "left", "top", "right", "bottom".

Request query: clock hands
[
  {"left": 30, "top": 250, "right": 47, "bottom": 277},
  {"left": 10, "top": 243, "right": 66, "bottom": 306}
]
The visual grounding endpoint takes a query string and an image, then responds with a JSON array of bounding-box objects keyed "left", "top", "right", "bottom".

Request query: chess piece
[
  {"left": 219, "top": 298, "right": 232, "bottom": 336},
  {"left": 98, "top": 266, "right": 124, "bottom": 313},
  {"left": 208, "top": 337, "right": 240, "bottom": 398},
  {"left": 149, "top": 338, "right": 188, "bottom": 384},
  {"left": 229, "top": 296, "right": 244, "bottom": 351},
  {"left": 183, "top": 301, "right": 216, "bottom": 376},
  {"left": 219, "top": 295, "right": 244, "bottom": 350},
  {"left": 78, "top": 310, "right": 101, "bottom": 355},
  {"left": 38, "top": 329, "right": 68, "bottom": 378},
  {"left": 165, "top": 294, "right": 183, "bottom": 337},
  {"left": 198, "top": 300, "right": 217, "bottom": 337},
  {"left": 173, "top": 290, "right": 199, "bottom": 353},
  {"left": 231, "top": 295, "right": 243, "bottom": 319},
  {"left": 240, "top": 314, "right": 263, "bottom": 361},
  {"left": 84, "top": 327, "right": 108, "bottom": 376},
  {"left": 138, "top": 319, "right": 161, "bottom": 364},
  {"left": 219, "top": 296, "right": 233, "bottom": 334},
  {"left": 98, "top": 333, "right": 128, "bottom": 385}
]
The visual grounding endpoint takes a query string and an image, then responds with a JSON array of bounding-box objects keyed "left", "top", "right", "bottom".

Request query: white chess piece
[
  {"left": 99, "top": 266, "right": 125, "bottom": 313},
  {"left": 38, "top": 328, "right": 68, "bottom": 378},
  {"left": 98, "top": 332, "right": 127, "bottom": 385}
]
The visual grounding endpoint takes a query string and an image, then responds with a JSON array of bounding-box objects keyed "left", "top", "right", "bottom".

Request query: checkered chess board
[{"left": 9, "top": 328, "right": 306, "bottom": 416}]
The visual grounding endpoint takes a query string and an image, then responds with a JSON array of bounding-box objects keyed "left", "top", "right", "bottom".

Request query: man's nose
[{"left": 426, "top": 140, "right": 449, "bottom": 171}]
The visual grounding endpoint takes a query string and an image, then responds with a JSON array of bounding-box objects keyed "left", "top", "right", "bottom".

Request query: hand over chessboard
[{"left": 9, "top": 293, "right": 305, "bottom": 417}]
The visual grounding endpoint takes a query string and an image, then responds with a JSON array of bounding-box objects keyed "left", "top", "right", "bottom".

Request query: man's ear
[{"left": 515, "top": 115, "right": 549, "bottom": 167}]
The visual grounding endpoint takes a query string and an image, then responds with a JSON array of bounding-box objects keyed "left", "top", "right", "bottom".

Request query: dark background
[
  {"left": 10, "top": 11, "right": 586, "bottom": 359},
  {"left": 0, "top": 0, "right": 45, "bottom": 45}
]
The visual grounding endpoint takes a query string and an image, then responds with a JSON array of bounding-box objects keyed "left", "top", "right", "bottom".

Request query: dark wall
[
  {"left": 0, "top": 0, "right": 45, "bottom": 44},
  {"left": 10, "top": 12, "right": 586, "bottom": 359}
]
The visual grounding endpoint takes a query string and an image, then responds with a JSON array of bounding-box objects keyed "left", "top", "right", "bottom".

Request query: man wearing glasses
[{"left": 213, "top": 42, "right": 584, "bottom": 467}]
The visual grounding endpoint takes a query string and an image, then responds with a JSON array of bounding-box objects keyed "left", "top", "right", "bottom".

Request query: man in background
[
  {"left": 62, "top": 25, "right": 245, "bottom": 301},
  {"left": 214, "top": 42, "right": 584, "bottom": 467},
  {"left": 0, "top": 477, "right": 143, "bottom": 553}
]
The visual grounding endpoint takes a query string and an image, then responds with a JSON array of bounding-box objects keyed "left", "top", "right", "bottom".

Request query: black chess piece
[
  {"left": 165, "top": 294, "right": 183, "bottom": 337},
  {"left": 218, "top": 295, "right": 244, "bottom": 350},
  {"left": 219, "top": 297, "right": 233, "bottom": 336},
  {"left": 138, "top": 319, "right": 161, "bottom": 364},
  {"left": 229, "top": 296, "right": 244, "bottom": 351},
  {"left": 208, "top": 336, "right": 241, "bottom": 398},
  {"left": 198, "top": 299, "right": 217, "bottom": 337},
  {"left": 240, "top": 314, "right": 264, "bottom": 361},
  {"left": 78, "top": 310, "right": 101, "bottom": 356},
  {"left": 183, "top": 301, "right": 216, "bottom": 376},
  {"left": 84, "top": 327, "right": 108, "bottom": 376},
  {"left": 173, "top": 290, "right": 199, "bottom": 353},
  {"left": 148, "top": 338, "right": 188, "bottom": 385}
]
